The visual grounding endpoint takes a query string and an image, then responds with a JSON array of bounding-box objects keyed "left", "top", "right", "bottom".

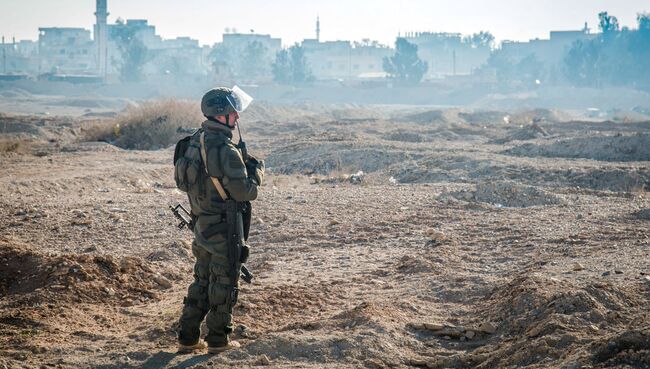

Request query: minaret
[
  {"left": 95, "top": 0, "right": 109, "bottom": 78},
  {"left": 316, "top": 16, "right": 320, "bottom": 42}
]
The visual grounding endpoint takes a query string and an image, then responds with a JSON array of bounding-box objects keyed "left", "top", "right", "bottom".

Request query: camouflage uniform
[{"left": 176, "top": 89, "right": 264, "bottom": 349}]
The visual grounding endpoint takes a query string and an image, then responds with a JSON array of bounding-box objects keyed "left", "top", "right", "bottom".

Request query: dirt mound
[
  {"left": 505, "top": 133, "right": 650, "bottom": 162},
  {"left": 426, "top": 275, "right": 649, "bottom": 369},
  {"left": 396, "top": 255, "right": 438, "bottom": 274},
  {"left": 226, "top": 331, "right": 405, "bottom": 367},
  {"left": 508, "top": 108, "right": 571, "bottom": 124},
  {"left": 633, "top": 208, "right": 650, "bottom": 220},
  {"left": 567, "top": 168, "right": 648, "bottom": 192},
  {"left": 237, "top": 284, "right": 337, "bottom": 333},
  {"left": 439, "top": 181, "right": 561, "bottom": 207},
  {"left": 229, "top": 302, "right": 407, "bottom": 368},
  {"left": 401, "top": 110, "right": 448, "bottom": 124},
  {"left": 0, "top": 239, "right": 180, "bottom": 307},
  {"left": 267, "top": 142, "right": 410, "bottom": 175},
  {"left": 490, "top": 122, "right": 550, "bottom": 144},
  {"left": 0, "top": 116, "right": 45, "bottom": 136},
  {"left": 383, "top": 131, "right": 424, "bottom": 143},
  {"left": 459, "top": 110, "right": 506, "bottom": 125}
]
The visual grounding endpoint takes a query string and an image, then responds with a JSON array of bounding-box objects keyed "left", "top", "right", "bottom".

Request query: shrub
[{"left": 83, "top": 99, "right": 203, "bottom": 150}]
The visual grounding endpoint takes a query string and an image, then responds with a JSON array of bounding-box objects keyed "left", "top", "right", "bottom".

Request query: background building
[{"left": 38, "top": 27, "right": 95, "bottom": 74}]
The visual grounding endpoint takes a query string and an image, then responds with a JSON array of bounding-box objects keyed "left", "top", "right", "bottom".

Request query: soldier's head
[{"left": 201, "top": 86, "right": 253, "bottom": 129}]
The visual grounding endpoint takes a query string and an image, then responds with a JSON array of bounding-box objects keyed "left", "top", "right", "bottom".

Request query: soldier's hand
[
  {"left": 254, "top": 160, "right": 264, "bottom": 186},
  {"left": 246, "top": 154, "right": 259, "bottom": 164}
]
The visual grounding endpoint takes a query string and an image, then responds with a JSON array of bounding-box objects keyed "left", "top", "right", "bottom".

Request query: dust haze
[{"left": 0, "top": 1, "right": 649, "bottom": 369}]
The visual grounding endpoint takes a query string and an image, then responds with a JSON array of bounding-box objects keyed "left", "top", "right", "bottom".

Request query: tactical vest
[{"left": 174, "top": 129, "right": 233, "bottom": 216}]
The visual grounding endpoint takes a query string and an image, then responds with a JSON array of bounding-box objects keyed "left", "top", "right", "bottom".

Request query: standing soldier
[{"left": 174, "top": 86, "right": 264, "bottom": 354}]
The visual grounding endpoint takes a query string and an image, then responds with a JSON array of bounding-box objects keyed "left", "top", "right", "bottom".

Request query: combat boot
[
  {"left": 207, "top": 340, "right": 241, "bottom": 354},
  {"left": 177, "top": 339, "right": 207, "bottom": 354}
]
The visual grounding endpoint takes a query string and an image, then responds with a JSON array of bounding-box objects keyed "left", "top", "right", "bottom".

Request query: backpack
[{"left": 173, "top": 130, "right": 203, "bottom": 193}]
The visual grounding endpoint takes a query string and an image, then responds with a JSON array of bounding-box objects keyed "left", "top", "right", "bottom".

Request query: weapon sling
[{"left": 200, "top": 131, "right": 229, "bottom": 200}]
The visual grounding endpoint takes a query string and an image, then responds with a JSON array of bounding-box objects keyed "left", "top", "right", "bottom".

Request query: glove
[
  {"left": 253, "top": 160, "right": 264, "bottom": 186},
  {"left": 245, "top": 156, "right": 264, "bottom": 186}
]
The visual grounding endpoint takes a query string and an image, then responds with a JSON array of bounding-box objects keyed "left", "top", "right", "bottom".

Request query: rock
[
  {"left": 572, "top": 262, "right": 585, "bottom": 271},
  {"left": 478, "top": 322, "right": 497, "bottom": 334},
  {"left": 409, "top": 322, "right": 425, "bottom": 330},
  {"left": 256, "top": 355, "right": 271, "bottom": 366},
  {"left": 408, "top": 359, "right": 427, "bottom": 366},
  {"left": 109, "top": 207, "right": 128, "bottom": 213},
  {"left": 602, "top": 271, "right": 611, "bottom": 276},
  {"left": 103, "top": 287, "right": 115, "bottom": 296},
  {"left": 644, "top": 276, "right": 650, "bottom": 283},
  {"left": 329, "top": 219, "right": 340, "bottom": 226},
  {"left": 349, "top": 171, "right": 364, "bottom": 184},
  {"left": 465, "top": 330, "right": 476, "bottom": 339},
  {"left": 423, "top": 323, "right": 445, "bottom": 331},
  {"left": 425, "top": 229, "right": 446, "bottom": 242},
  {"left": 153, "top": 275, "right": 172, "bottom": 289},
  {"left": 614, "top": 270, "right": 623, "bottom": 274},
  {"left": 431, "top": 328, "right": 465, "bottom": 338}
]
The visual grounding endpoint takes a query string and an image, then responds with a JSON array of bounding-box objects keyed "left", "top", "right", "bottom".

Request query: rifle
[{"left": 169, "top": 204, "right": 253, "bottom": 284}]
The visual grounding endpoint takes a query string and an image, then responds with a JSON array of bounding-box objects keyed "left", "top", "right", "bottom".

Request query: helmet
[{"left": 201, "top": 86, "right": 253, "bottom": 117}]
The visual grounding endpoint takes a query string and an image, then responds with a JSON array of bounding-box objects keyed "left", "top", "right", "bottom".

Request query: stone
[
  {"left": 256, "top": 355, "right": 271, "bottom": 366},
  {"left": 153, "top": 275, "right": 172, "bottom": 289},
  {"left": 614, "top": 270, "right": 623, "bottom": 274},
  {"left": 572, "top": 263, "right": 585, "bottom": 271},
  {"left": 478, "top": 322, "right": 497, "bottom": 334},
  {"left": 431, "top": 328, "right": 464, "bottom": 338},
  {"left": 409, "top": 323, "right": 425, "bottom": 330},
  {"left": 465, "top": 330, "right": 476, "bottom": 339},
  {"left": 409, "top": 359, "right": 427, "bottom": 366},
  {"left": 602, "top": 271, "right": 611, "bottom": 276},
  {"left": 423, "top": 323, "right": 445, "bottom": 331}
]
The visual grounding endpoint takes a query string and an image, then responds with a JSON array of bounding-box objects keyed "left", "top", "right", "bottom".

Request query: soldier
[{"left": 174, "top": 86, "right": 264, "bottom": 354}]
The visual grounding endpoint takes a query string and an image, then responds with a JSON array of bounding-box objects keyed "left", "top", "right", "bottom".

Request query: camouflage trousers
[{"left": 178, "top": 221, "right": 236, "bottom": 347}]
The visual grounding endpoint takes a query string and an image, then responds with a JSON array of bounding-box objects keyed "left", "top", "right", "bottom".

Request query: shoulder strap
[{"left": 200, "top": 131, "right": 230, "bottom": 201}]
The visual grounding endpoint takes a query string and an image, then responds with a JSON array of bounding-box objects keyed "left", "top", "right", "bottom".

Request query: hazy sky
[{"left": 0, "top": 0, "right": 647, "bottom": 47}]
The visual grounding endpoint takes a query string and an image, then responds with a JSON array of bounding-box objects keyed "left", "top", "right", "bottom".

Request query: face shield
[{"left": 226, "top": 85, "right": 254, "bottom": 113}]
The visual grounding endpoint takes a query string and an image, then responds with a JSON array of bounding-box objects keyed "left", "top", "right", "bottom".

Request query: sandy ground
[{"left": 0, "top": 103, "right": 649, "bottom": 369}]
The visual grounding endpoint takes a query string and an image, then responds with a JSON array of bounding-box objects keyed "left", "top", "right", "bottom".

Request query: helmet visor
[{"left": 226, "top": 85, "right": 254, "bottom": 113}]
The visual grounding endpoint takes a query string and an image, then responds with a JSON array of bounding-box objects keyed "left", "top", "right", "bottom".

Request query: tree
[
  {"left": 598, "top": 11, "right": 620, "bottom": 36},
  {"left": 638, "top": 12, "right": 650, "bottom": 32},
  {"left": 562, "top": 11, "right": 650, "bottom": 89},
  {"left": 209, "top": 44, "right": 235, "bottom": 79},
  {"left": 272, "top": 43, "right": 313, "bottom": 85},
  {"left": 289, "top": 44, "right": 312, "bottom": 84},
  {"left": 463, "top": 31, "right": 495, "bottom": 49},
  {"left": 112, "top": 23, "right": 149, "bottom": 82},
  {"left": 383, "top": 38, "right": 428, "bottom": 85},
  {"left": 516, "top": 54, "right": 545, "bottom": 85},
  {"left": 564, "top": 40, "right": 600, "bottom": 86},
  {"left": 241, "top": 41, "right": 269, "bottom": 79},
  {"left": 271, "top": 49, "right": 291, "bottom": 83}
]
